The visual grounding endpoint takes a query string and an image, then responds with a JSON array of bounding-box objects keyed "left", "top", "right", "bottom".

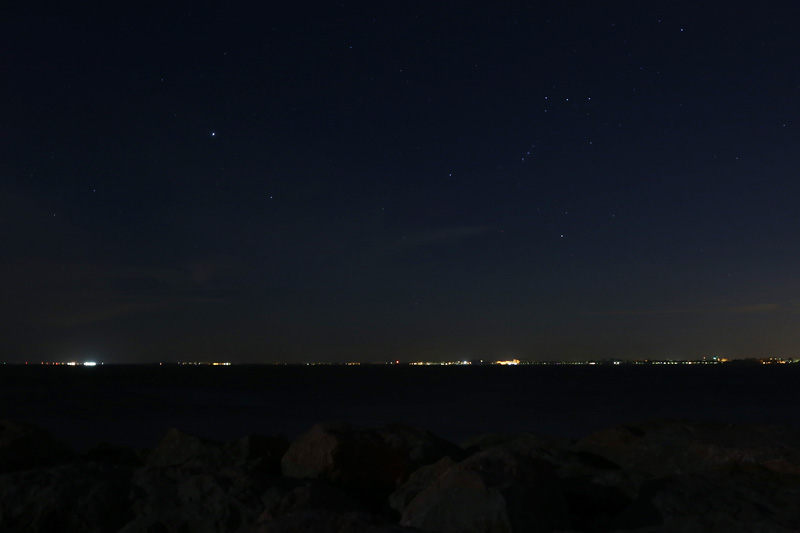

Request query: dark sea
[{"left": 2, "top": 364, "right": 798, "bottom": 452}]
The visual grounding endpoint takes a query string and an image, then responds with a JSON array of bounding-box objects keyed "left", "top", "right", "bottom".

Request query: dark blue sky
[{"left": 3, "top": 1, "right": 800, "bottom": 363}]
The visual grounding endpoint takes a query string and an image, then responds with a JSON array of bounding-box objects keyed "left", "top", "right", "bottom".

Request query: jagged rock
[
  {"left": 223, "top": 433, "right": 289, "bottom": 473},
  {"left": 559, "top": 474, "right": 633, "bottom": 531},
  {"left": 0, "top": 419, "right": 73, "bottom": 473},
  {"left": 250, "top": 510, "right": 414, "bottom": 533},
  {"left": 280, "top": 421, "right": 460, "bottom": 498},
  {"left": 2, "top": 419, "right": 798, "bottom": 532},
  {"left": 147, "top": 428, "right": 287, "bottom": 472},
  {"left": 462, "top": 432, "right": 620, "bottom": 479},
  {"left": 612, "top": 465, "right": 800, "bottom": 532},
  {"left": 85, "top": 441, "right": 144, "bottom": 466},
  {"left": 146, "top": 428, "right": 225, "bottom": 468},
  {"left": 462, "top": 434, "right": 633, "bottom": 530},
  {"left": 120, "top": 465, "right": 274, "bottom": 533},
  {"left": 573, "top": 419, "right": 800, "bottom": 478},
  {"left": 259, "top": 480, "right": 370, "bottom": 522},
  {"left": 0, "top": 462, "right": 134, "bottom": 532},
  {"left": 389, "top": 456, "right": 457, "bottom": 514},
  {"left": 570, "top": 420, "right": 800, "bottom": 531},
  {"left": 461, "top": 432, "right": 573, "bottom": 455},
  {"left": 399, "top": 445, "right": 569, "bottom": 532}
]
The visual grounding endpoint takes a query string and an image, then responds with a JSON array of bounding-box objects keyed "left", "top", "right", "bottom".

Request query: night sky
[{"left": 3, "top": 2, "right": 800, "bottom": 363}]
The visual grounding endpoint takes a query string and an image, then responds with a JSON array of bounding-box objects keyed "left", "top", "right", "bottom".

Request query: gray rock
[
  {"left": 0, "top": 462, "right": 133, "bottom": 532},
  {"left": 250, "top": 510, "right": 414, "bottom": 533},
  {"left": 612, "top": 467, "right": 800, "bottom": 532},
  {"left": 461, "top": 432, "right": 574, "bottom": 455},
  {"left": 260, "top": 480, "right": 370, "bottom": 521},
  {"left": 147, "top": 428, "right": 287, "bottom": 472},
  {"left": 85, "top": 441, "right": 144, "bottom": 466},
  {"left": 120, "top": 465, "right": 273, "bottom": 533},
  {"left": 0, "top": 419, "right": 73, "bottom": 473},
  {"left": 571, "top": 420, "right": 800, "bottom": 532},
  {"left": 389, "top": 456, "right": 457, "bottom": 514},
  {"left": 400, "top": 445, "right": 569, "bottom": 532},
  {"left": 223, "top": 433, "right": 289, "bottom": 473},
  {"left": 573, "top": 419, "right": 800, "bottom": 479},
  {"left": 146, "top": 428, "right": 226, "bottom": 468},
  {"left": 281, "top": 421, "right": 460, "bottom": 498},
  {"left": 463, "top": 432, "right": 620, "bottom": 480},
  {"left": 559, "top": 474, "right": 632, "bottom": 531}
]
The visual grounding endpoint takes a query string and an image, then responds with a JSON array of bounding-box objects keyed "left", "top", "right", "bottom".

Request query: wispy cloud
[
  {"left": 591, "top": 302, "right": 782, "bottom": 316},
  {"left": 388, "top": 226, "right": 490, "bottom": 249},
  {"left": 723, "top": 303, "right": 781, "bottom": 314},
  {"left": 2, "top": 259, "right": 237, "bottom": 329}
]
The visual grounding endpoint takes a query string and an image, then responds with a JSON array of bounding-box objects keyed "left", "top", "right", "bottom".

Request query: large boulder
[
  {"left": 147, "top": 428, "right": 287, "bottom": 472},
  {"left": 85, "top": 441, "right": 144, "bottom": 467},
  {"left": 458, "top": 431, "right": 631, "bottom": 530},
  {"left": 0, "top": 419, "right": 73, "bottom": 473},
  {"left": 399, "top": 446, "right": 569, "bottom": 532},
  {"left": 611, "top": 465, "right": 800, "bottom": 531},
  {"left": 251, "top": 510, "right": 415, "bottom": 533},
  {"left": 120, "top": 464, "right": 273, "bottom": 533},
  {"left": 462, "top": 432, "right": 620, "bottom": 478},
  {"left": 146, "top": 428, "right": 227, "bottom": 468},
  {"left": 389, "top": 456, "right": 457, "bottom": 514},
  {"left": 573, "top": 419, "right": 800, "bottom": 479},
  {"left": 0, "top": 462, "right": 134, "bottom": 532},
  {"left": 280, "top": 421, "right": 460, "bottom": 498},
  {"left": 224, "top": 433, "right": 290, "bottom": 473},
  {"left": 572, "top": 420, "right": 800, "bottom": 531},
  {"left": 259, "top": 480, "right": 370, "bottom": 522}
]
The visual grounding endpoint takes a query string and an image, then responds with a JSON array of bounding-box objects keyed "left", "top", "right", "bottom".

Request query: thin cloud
[
  {"left": 724, "top": 303, "right": 780, "bottom": 314},
  {"left": 591, "top": 303, "right": 782, "bottom": 316},
  {"left": 1, "top": 259, "right": 234, "bottom": 329},
  {"left": 389, "top": 226, "right": 490, "bottom": 249}
]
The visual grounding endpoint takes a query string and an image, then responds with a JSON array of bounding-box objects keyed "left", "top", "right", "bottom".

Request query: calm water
[{"left": 2, "top": 364, "right": 798, "bottom": 451}]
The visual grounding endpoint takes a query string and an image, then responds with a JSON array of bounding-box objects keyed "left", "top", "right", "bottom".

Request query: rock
[
  {"left": 260, "top": 480, "right": 370, "bottom": 521},
  {"left": 389, "top": 456, "right": 457, "bottom": 514},
  {"left": 120, "top": 465, "right": 273, "bottom": 533},
  {"left": 250, "top": 510, "right": 413, "bottom": 533},
  {"left": 573, "top": 419, "right": 800, "bottom": 479},
  {"left": 0, "top": 462, "right": 134, "bottom": 532},
  {"left": 146, "top": 428, "right": 225, "bottom": 468},
  {"left": 462, "top": 432, "right": 621, "bottom": 479},
  {"left": 85, "top": 441, "right": 144, "bottom": 466},
  {"left": 147, "top": 428, "right": 287, "bottom": 472},
  {"left": 612, "top": 466, "right": 800, "bottom": 532},
  {"left": 461, "top": 432, "right": 574, "bottom": 455},
  {"left": 223, "top": 433, "right": 289, "bottom": 473},
  {"left": 570, "top": 420, "right": 800, "bottom": 531},
  {"left": 0, "top": 419, "right": 73, "bottom": 473},
  {"left": 558, "top": 474, "right": 632, "bottom": 531},
  {"left": 281, "top": 421, "right": 460, "bottom": 499},
  {"left": 400, "top": 445, "right": 569, "bottom": 532},
  {"left": 2, "top": 418, "right": 797, "bottom": 532}
]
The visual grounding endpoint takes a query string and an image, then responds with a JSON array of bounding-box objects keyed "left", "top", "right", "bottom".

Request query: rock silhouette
[{"left": 0, "top": 418, "right": 799, "bottom": 532}]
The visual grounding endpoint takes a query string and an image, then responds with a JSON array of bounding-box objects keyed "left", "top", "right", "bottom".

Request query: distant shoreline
[{"left": 2, "top": 357, "right": 796, "bottom": 366}]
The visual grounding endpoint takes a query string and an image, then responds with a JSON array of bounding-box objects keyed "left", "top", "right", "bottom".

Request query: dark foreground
[{"left": 2, "top": 417, "right": 799, "bottom": 532}]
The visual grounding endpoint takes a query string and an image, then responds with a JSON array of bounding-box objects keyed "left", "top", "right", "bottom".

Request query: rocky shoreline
[{"left": 1, "top": 418, "right": 799, "bottom": 532}]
